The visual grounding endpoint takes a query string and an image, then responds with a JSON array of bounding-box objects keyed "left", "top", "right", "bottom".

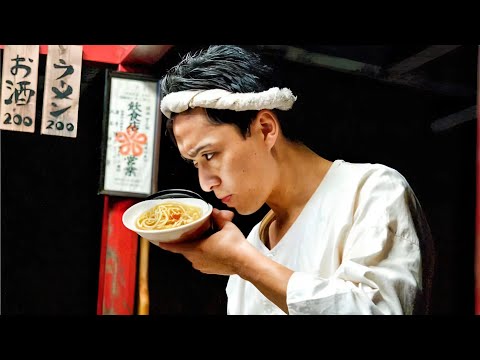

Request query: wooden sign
[
  {"left": 99, "top": 70, "right": 162, "bottom": 198},
  {"left": 0, "top": 45, "right": 40, "bottom": 133},
  {"left": 41, "top": 45, "right": 83, "bottom": 138}
]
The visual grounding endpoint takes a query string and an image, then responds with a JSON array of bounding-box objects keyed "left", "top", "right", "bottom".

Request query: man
[{"left": 157, "top": 45, "right": 434, "bottom": 315}]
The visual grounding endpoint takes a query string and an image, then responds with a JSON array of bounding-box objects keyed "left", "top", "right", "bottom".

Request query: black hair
[{"left": 160, "top": 45, "right": 300, "bottom": 145}]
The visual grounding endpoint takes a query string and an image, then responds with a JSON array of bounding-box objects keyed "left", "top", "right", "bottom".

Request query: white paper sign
[{"left": 101, "top": 73, "right": 161, "bottom": 197}]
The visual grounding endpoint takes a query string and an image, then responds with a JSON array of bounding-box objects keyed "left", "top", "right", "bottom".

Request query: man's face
[{"left": 172, "top": 108, "right": 274, "bottom": 215}]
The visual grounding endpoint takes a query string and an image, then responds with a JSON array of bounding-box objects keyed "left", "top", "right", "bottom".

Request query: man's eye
[{"left": 189, "top": 153, "right": 213, "bottom": 168}]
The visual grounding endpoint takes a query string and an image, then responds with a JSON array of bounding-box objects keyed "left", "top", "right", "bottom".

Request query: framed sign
[{"left": 99, "top": 70, "right": 162, "bottom": 198}]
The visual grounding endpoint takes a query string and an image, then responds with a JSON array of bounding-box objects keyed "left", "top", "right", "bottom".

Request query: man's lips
[{"left": 220, "top": 195, "right": 232, "bottom": 203}]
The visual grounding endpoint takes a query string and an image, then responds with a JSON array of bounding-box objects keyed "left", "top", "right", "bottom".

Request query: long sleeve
[{"left": 286, "top": 167, "right": 424, "bottom": 315}]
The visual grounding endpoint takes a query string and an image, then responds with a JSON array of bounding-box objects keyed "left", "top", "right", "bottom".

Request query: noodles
[{"left": 136, "top": 201, "right": 202, "bottom": 230}]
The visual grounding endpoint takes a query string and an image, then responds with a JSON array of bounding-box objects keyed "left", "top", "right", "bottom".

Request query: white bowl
[{"left": 122, "top": 197, "right": 213, "bottom": 245}]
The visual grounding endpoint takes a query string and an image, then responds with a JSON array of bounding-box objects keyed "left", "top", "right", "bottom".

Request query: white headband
[{"left": 160, "top": 87, "right": 297, "bottom": 119}]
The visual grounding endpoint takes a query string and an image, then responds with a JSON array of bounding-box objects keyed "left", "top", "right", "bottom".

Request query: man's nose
[{"left": 198, "top": 166, "right": 220, "bottom": 192}]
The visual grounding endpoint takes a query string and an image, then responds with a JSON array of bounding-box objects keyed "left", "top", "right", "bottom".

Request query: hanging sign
[
  {"left": 41, "top": 45, "right": 83, "bottom": 138},
  {"left": 0, "top": 45, "right": 40, "bottom": 133}
]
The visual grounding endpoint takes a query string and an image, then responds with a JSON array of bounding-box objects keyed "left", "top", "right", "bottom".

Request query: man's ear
[{"left": 254, "top": 110, "right": 279, "bottom": 150}]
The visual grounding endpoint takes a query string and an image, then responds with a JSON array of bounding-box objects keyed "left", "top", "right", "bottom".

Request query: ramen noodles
[{"left": 136, "top": 201, "right": 202, "bottom": 230}]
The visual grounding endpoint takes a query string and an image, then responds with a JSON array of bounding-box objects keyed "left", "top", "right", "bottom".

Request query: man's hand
[{"left": 157, "top": 208, "right": 251, "bottom": 275}]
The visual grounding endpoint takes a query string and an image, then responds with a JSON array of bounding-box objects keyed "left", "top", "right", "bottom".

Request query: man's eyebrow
[
  {"left": 187, "top": 143, "right": 211, "bottom": 158},
  {"left": 180, "top": 155, "right": 194, "bottom": 164}
]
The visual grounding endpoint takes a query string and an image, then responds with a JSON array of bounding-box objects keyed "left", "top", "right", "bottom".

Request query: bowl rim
[{"left": 123, "top": 197, "right": 213, "bottom": 234}]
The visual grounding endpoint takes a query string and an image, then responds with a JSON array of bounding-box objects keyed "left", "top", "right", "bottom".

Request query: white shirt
[{"left": 226, "top": 160, "right": 428, "bottom": 315}]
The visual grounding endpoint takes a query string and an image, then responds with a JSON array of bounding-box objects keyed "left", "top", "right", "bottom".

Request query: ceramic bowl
[{"left": 122, "top": 197, "right": 213, "bottom": 245}]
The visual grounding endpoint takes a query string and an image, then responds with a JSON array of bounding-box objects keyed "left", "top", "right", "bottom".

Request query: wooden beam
[
  {"left": 137, "top": 238, "right": 150, "bottom": 315},
  {"left": 430, "top": 105, "right": 477, "bottom": 132},
  {"left": 385, "top": 72, "right": 474, "bottom": 98},
  {"left": 262, "top": 45, "right": 381, "bottom": 77},
  {"left": 260, "top": 45, "right": 474, "bottom": 97},
  {"left": 386, "top": 45, "right": 462, "bottom": 78}
]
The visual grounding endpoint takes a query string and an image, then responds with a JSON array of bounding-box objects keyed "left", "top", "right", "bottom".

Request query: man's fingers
[{"left": 211, "top": 208, "right": 235, "bottom": 229}]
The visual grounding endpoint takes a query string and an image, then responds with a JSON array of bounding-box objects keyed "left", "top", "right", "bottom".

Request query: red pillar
[
  {"left": 96, "top": 60, "right": 147, "bottom": 315},
  {"left": 97, "top": 196, "right": 139, "bottom": 314},
  {"left": 95, "top": 48, "right": 148, "bottom": 315}
]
